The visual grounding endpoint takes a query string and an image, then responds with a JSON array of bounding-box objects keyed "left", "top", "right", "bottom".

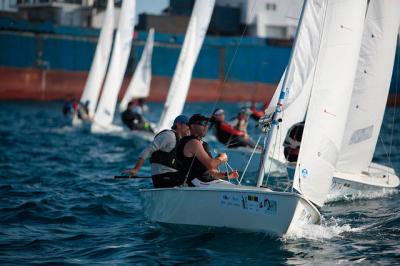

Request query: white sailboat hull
[
  {"left": 288, "top": 162, "right": 399, "bottom": 203},
  {"left": 328, "top": 163, "right": 400, "bottom": 201},
  {"left": 141, "top": 184, "right": 320, "bottom": 236},
  {"left": 91, "top": 122, "right": 124, "bottom": 133},
  {"left": 222, "top": 147, "right": 287, "bottom": 176},
  {"left": 129, "top": 130, "right": 155, "bottom": 142}
]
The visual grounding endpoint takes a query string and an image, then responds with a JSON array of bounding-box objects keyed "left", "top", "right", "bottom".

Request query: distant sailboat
[
  {"left": 91, "top": 0, "right": 136, "bottom": 133},
  {"left": 156, "top": 0, "right": 215, "bottom": 132},
  {"left": 119, "top": 28, "right": 155, "bottom": 113},
  {"left": 73, "top": 0, "right": 114, "bottom": 126},
  {"left": 141, "top": 0, "right": 367, "bottom": 236}
]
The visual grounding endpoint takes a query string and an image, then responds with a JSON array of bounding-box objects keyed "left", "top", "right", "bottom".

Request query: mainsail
[
  {"left": 92, "top": 0, "right": 136, "bottom": 130},
  {"left": 119, "top": 28, "right": 155, "bottom": 112},
  {"left": 292, "top": 0, "right": 367, "bottom": 207},
  {"left": 336, "top": 0, "right": 400, "bottom": 174},
  {"left": 156, "top": 0, "right": 216, "bottom": 132},
  {"left": 266, "top": 0, "right": 328, "bottom": 165},
  {"left": 79, "top": 0, "right": 114, "bottom": 117}
]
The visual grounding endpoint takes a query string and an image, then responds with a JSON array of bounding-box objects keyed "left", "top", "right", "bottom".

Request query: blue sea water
[{"left": 1, "top": 101, "right": 400, "bottom": 265}]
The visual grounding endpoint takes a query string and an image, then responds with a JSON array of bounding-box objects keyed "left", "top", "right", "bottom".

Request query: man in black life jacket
[
  {"left": 125, "top": 115, "right": 190, "bottom": 188},
  {"left": 176, "top": 114, "right": 239, "bottom": 187},
  {"left": 210, "top": 108, "right": 256, "bottom": 149}
]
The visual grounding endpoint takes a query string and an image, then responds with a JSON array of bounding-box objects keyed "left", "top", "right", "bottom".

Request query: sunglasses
[{"left": 192, "top": 120, "right": 208, "bottom": 126}]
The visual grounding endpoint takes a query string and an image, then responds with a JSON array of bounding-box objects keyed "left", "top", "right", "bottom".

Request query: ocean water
[{"left": 1, "top": 101, "right": 400, "bottom": 265}]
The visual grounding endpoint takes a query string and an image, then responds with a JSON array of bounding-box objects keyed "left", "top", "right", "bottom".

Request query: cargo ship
[{"left": 0, "top": 16, "right": 399, "bottom": 105}]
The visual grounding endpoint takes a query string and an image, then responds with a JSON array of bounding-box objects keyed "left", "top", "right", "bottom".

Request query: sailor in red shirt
[{"left": 210, "top": 108, "right": 256, "bottom": 148}]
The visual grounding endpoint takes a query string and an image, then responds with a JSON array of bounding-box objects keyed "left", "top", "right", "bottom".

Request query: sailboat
[
  {"left": 141, "top": 0, "right": 367, "bottom": 236},
  {"left": 119, "top": 28, "right": 155, "bottom": 113},
  {"left": 268, "top": 0, "right": 400, "bottom": 201},
  {"left": 91, "top": 0, "right": 136, "bottom": 133},
  {"left": 72, "top": 0, "right": 114, "bottom": 126},
  {"left": 330, "top": 0, "right": 400, "bottom": 198},
  {"left": 128, "top": 0, "right": 215, "bottom": 141}
]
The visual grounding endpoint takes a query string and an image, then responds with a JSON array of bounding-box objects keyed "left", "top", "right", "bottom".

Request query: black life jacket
[
  {"left": 149, "top": 130, "right": 179, "bottom": 169},
  {"left": 176, "top": 135, "right": 212, "bottom": 184}
]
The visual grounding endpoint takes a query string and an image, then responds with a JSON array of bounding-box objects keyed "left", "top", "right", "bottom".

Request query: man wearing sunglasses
[
  {"left": 176, "top": 114, "right": 239, "bottom": 187},
  {"left": 125, "top": 114, "right": 190, "bottom": 188}
]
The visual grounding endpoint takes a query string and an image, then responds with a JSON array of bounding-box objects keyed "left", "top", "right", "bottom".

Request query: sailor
[
  {"left": 210, "top": 108, "right": 256, "bottom": 148},
  {"left": 126, "top": 115, "right": 190, "bottom": 188},
  {"left": 121, "top": 101, "right": 153, "bottom": 132},
  {"left": 77, "top": 100, "right": 91, "bottom": 121},
  {"left": 176, "top": 114, "right": 239, "bottom": 187},
  {"left": 63, "top": 97, "right": 78, "bottom": 116},
  {"left": 249, "top": 101, "right": 268, "bottom": 121},
  {"left": 230, "top": 107, "right": 252, "bottom": 134},
  {"left": 283, "top": 122, "right": 304, "bottom": 163}
]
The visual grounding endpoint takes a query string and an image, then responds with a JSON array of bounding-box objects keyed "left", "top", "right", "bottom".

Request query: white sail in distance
[
  {"left": 79, "top": 0, "right": 114, "bottom": 117},
  {"left": 92, "top": 0, "right": 136, "bottom": 130},
  {"left": 119, "top": 28, "right": 155, "bottom": 112},
  {"left": 156, "top": 0, "right": 216, "bottom": 132},
  {"left": 292, "top": 0, "right": 367, "bottom": 207},
  {"left": 336, "top": 0, "right": 400, "bottom": 174}
]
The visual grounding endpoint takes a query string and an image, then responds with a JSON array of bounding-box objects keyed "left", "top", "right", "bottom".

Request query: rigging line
[
  {"left": 207, "top": 0, "right": 259, "bottom": 117},
  {"left": 212, "top": 148, "right": 233, "bottom": 172},
  {"left": 239, "top": 134, "right": 263, "bottom": 184}
]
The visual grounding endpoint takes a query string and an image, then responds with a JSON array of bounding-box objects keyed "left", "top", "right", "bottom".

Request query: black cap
[{"left": 188, "top": 114, "right": 209, "bottom": 125}]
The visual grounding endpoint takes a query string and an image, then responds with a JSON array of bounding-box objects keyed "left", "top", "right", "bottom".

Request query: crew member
[
  {"left": 210, "top": 108, "right": 255, "bottom": 148},
  {"left": 126, "top": 115, "right": 190, "bottom": 188},
  {"left": 121, "top": 101, "right": 153, "bottom": 132},
  {"left": 176, "top": 114, "right": 238, "bottom": 187}
]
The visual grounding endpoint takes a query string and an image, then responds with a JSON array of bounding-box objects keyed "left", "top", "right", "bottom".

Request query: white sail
[
  {"left": 266, "top": 0, "right": 328, "bottom": 165},
  {"left": 79, "top": 0, "right": 114, "bottom": 117},
  {"left": 336, "top": 0, "right": 400, "bottom": 174},
  {"left": 292, "top": 0, "right": 367, "bottom": 207},
  {"left": 92, "top": 0, "right": 136, "bottom": 130},
  {"left": 156, "top": 0, "right": 216, "bottom": 132},
  {"left": 119, "top": 28, "right": 155, "bottom": 112}
]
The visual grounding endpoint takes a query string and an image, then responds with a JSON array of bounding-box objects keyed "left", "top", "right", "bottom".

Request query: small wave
[
  {"left": 326, "top": 188, "right": 399, "bottom": 203},
  {"left": 51, "top": 126, "right": 76, "bottom": 134},
  {"left": 283, "top": 216, "right": 363, "bottom": 241}
]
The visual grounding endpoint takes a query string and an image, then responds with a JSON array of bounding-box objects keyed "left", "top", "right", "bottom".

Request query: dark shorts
[{"left": 151, "top": 172, "right": 185, "bottom": 188}]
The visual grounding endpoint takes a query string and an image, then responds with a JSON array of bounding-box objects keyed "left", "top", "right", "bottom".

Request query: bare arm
[{"left": 184, "top": 139, "right": 226, "bottom": 170}]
